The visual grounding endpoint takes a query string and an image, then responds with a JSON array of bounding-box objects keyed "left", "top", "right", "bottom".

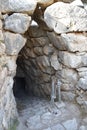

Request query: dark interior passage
[{"left": 13, "top": 77, "right": 26, "bottom": 98}]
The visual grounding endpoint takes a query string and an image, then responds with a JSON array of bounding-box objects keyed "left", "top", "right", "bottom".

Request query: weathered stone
[
  {"left": 29, "top": 37, "right": 49, "bottom": 47},
  {"left": 0, "top": 43, "right": 6, "bottom": 56},
  {"left": 57, "top": 68, "right": 78, "bottom": 85},
  {"left": 0, "top": 67, "right": 7, "bottom": 90},
  {"left": 29, "top": 26, "right": 47, "bottom": 38},
  {"left": 77, "top": 68, "right": 87, "bottom": 78},
  {"left": 59, "top": 51, "right": 87, "bottom": 68},
  {"left": 51, "top": 124, "right": 65, "bottom": 130},
  {"left": 36, "top": 56, "right": 50, "bottom": 69},
  {"left": 24, "top": 47, "right": 36, "bottom": 58},
  {"left": 61, "top": 91, "right": 76, "bottom": 101},
  {"left": 38, "top": 73, "right": 50, "bottom": 83},
  {"left": 43, "top": 128, "right": 51, "bottom": 130},
  {"left": 60, "top": 33, "right": 87, "bottom": 52},
  {"left": 62, "top": 118, "right": 77, "bottom": 130},
  {"left": 34, "top": 47, "right": 43, "bottom": 56},
  {"left": 59, "top": 51, "right": 81, "bottom": 68},
  {"left": 4, "top": 13, "right": 31, "bottom": 34},
  {"left": 51, "top": 53, "right": 61, "bottom": 70},
  {"left": 0, "top": 20, "right": 2, "bottom": 29},
  {"left": 4, "top": 32, "right": 26, "bottom": 55},
  {"left": 44, "top": 2, "right": 87, "bottom": 34},
  {"left": 79, "top": 125, "right": 87, "bottom": 130},
  {"left": 1, "top": 0, "right": 37, "bottom": 15},
  {"left": 78, "top": 77, "right": 87, "bottom": 90},
  {"left": 0, "top": 30, "right": 4, "bottom": 42},
  {"left": 36, "top": 0, "right": 54, "bottom": 8},
  {"left": 0, "top": 12, "right": 3, "bottom": 19},
  {"left": 43, "top": 44, "right": 54, "bottom": 55},
  {"left": 47, "top": 32, "right": 67, "bottom": 50},
  {"left": 6, "top": 56, "right": 17, "bottom": 76}
]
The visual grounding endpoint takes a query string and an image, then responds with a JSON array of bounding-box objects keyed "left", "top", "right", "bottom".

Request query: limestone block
[
  {"left": 0, "top": 30, "right": 4, "bottom": 42},
  {"left": 4, "top": 13, "right": 31, "bottom": 34},
  {"left": 36, "top": 0, "right": 54, "bottom": 8},
  {"left": 61, "top": 33, "right": 87, "bottom": 52},
  {"left": 58, "top": 68, "right": 78, "bottom": 85},
  {"left": 0, "top": 43, "right": 6, "bottom": 56},
  {"left": 0, "top": 55, "right": 8, "bottom": 67},
  {"left": 77, "top": 67, "right": 87, "bottom": 78},
  {"left": 0, "top": 0, "right": 37, "bottom": 15},
  {"left": 59, "top": 51, "right": 87, "bottom": 68},
  {"left": 30, "top": 37, "right": 49, "bottom": 47},
  {"left": 0, "top": 20, "right": 2, "bottom": 29},
  {"left": 25, "top": 47, "right": 36, "bottom": 58},
  {"left": 36, "top": 56, "right": 50, "bottom": 69},
  {"left": 51, "top": 124, "right": 65, "bottom": 130},
  {"left": 0, "top": 12, "right": 3, "bottom": 19},
  {"left": 0, "top": 67, "right": 7, "bottom": 90},
  {"left": 44, "top": 2, "right": 87, "bottom": 34},
  {"left": 38, "top": 73, "right": 50, "bottom": 83},
  {"left": 4, "top": 32, "right": 26, "bottom": 55},
  {"left": 79, "top": 126, "right": 87, "bottom": 130},
  {"left": 78, "top": 77, "right": 87, "bottom": 90},
  {"left": 59, "top": 51, "right": 82, "bottom": 68},
  {"left": 62, "top": 118, "right": 77, "bottom": 130},
  {"left": 51, "top": 53, "right": 61, "bottom": 70},
  {"left": 47, "top": 32, "right": 66, "bottom": 50},
  {"left": 29, "top": 26, "right": 47, "bottom": 38},
  {"left": 6, "top": 56, "right": 17, "bottom": 76},
  {"left": 61, "top": 91, "right": 75, "bottom": 101},
  {"left": 43, "top": 44, "right": 54, "bottom": 55},
  {"left": 34, "top": 47, "right": 43, "bottom": 56}
]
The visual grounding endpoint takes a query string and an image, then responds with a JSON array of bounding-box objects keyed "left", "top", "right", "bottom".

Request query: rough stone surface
[
  {"left": 51, "top": 53, "right": 61, "bottom": 70},
  {"left": 0, "top": 43, "right": 6, "bottom": 56},
  {"left": 44, "top": 1, "right": 87, "bottom": 34},
  {"left": 4, "top": 13, "right": 31, "bottom": 34},
  {"left": 63, "top": 118, "right": 78, "bottom": 130},
  {"left": 0, "top": 0, "right": 37, "bottom": 14},
  {"left": 0, "top": 0, "right": 87, "bottom": 130},
  {"left": 36, "top": 0, "right": 54, "bottom": 7},
  {"left": 4, "top": 32, "right": 26, "bottom": 55}
]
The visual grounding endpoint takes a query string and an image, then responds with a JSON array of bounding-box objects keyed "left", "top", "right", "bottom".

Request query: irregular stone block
[
  {"left": 62, "top": 118, "right": 77, "bottom": 130},
  {"left": 36, "top": 56, "right": 50, "bottom": 69},
  {"left": 43, "top": 44, "right": 54, "bottom": 55},
  {"left": 0, "top": 20, "right": 2, "bottom": 29},
  {"left": 0, "top": 67, "right": 7, "bottom": 90},
  {"left": 0, "top": 30, "right": 4, "bottom": 42},
  {"left": 61, "top": 33, "right": 87, "bottom": 52},
  {"left": 51, "top": 124, "right": 65, "bottom": 130},
  {"left": 0, "top": 43, "right": 6, "bottom": 56},
  {"left": 4, "top": 13, "right": 31, "bottom": 34},
  {"left": 61, "top": 91, "right": 76, "bottom": 102},
  {"left": 4, "top": 32, "right": 26, "bottom": 55},
  {"left": 34, "top": 46, "right": 43, "bottom": 56},
  {"left": 78, "top": 76, "right": 87, "bottom": 90},
  {"left": 29, "top": 26, "right": 47, "bottom": 38},
  {"left": 44, "top": 2, "right": 87, "bottom": 34},
  {"left": 59, "top": 51, "right": 81, "bottom": 68},
  {"left": 0, "top": 0, "right": 37, "bottom": 15},
  {"left": 6, "top": 56, "right": 17, "bottom": 76},
  {"left": 51, "top": 52, "right": 61, "bottom": 70},
  {"left": 36, "top": 0, "right": 54, "bottom": 8},
  {"left": 56, "top": 68, "right": 78, "bottom": 91}
]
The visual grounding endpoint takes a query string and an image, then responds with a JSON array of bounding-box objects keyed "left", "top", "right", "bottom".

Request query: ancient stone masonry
[{"left": 0, "top": 0, "right": 87, "bottom": 130}]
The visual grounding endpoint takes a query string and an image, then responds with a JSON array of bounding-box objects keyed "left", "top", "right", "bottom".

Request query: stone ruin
[{"left": 0, "top": 0, "right": 87, "bottom": 130}]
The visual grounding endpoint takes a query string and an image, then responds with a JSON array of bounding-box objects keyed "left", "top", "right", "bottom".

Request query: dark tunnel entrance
[{"left": 13, "top": 77, "right": 26, "bottom": 98}]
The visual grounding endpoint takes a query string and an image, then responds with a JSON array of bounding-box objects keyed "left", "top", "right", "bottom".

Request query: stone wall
[{"left": 0, "top": 0, "right": 87, "bottom": 129}]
